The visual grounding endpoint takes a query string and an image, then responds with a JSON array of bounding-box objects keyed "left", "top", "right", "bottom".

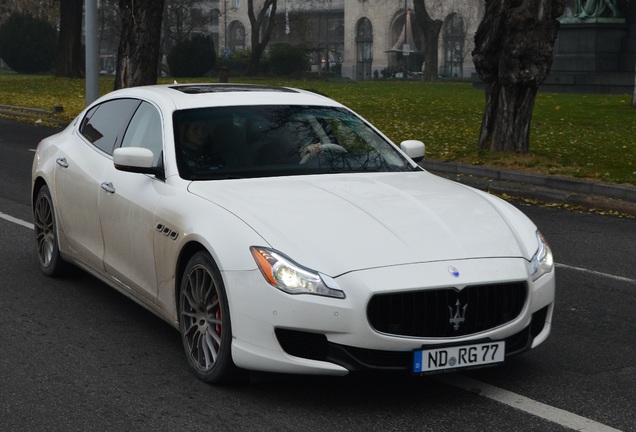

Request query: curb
[
  {"left": 0, "top": 104, "right": 68, "bottom": 126},
  {"left": 420, "top": 160, "right": 636, "bottom": 217}
]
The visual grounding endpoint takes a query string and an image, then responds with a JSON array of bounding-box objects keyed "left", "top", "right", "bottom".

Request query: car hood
[{"left": 187, "top": 172, "right": 537, "bottom": 276}]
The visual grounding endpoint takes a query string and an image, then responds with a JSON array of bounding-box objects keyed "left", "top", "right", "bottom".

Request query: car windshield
[{"left": 173, "top": 105, "right": 414, "bottom": 180}]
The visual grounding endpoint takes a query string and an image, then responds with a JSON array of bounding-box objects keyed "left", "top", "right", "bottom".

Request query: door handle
[
  {"left": 101, "top": 182, "right": 116, "bottom": 194},
  {"left": 56, "top": 158, "right": 69, "bottom": 168}
]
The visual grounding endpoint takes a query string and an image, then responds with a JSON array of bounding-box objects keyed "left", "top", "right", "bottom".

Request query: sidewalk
[{"left": 420, "top": 160, "right": 636, "bottom": 217}]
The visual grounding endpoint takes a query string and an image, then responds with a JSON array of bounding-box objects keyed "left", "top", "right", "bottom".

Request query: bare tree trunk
[
  {"left": 114, "top": 0, "right": 165, "bottom": 90},
  {"left": 246, "top": 0, "right": 277, "bottom": 76},
  {"left": 473, "top": 0, "right": 565, "bottom": 153},
  {"left": 627, "top": 0, "right": 636, "bottom": 107},
  {"left": 413, "top": 0, "right": 443, "bottom": 81},
  {"left": 632, "top": 63, "right": 636, "bottom": 108},
  {"left": 56, "top": 0, "right": 84, "bottom": 78},
  {"left": 479, "top": 81, "right": 539, "bottom": 152}
]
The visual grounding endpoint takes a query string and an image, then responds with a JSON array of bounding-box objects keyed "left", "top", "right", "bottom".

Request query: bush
[
  {"left": 0, "top": 13, "right": 58, "bottom": 74},
  {"left": 267, "top": 44, "right": 310, "bottom": 77},
  {"left": 167, "top": 35, "right": 216, "bottom": 78}
]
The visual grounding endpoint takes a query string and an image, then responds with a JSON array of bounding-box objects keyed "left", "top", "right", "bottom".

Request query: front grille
[{"left": 367, "top": 282, "right": 527, "bottom": 337}]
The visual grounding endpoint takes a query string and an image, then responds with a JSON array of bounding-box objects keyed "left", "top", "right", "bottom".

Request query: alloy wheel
[
  {"left": 180, "top": 263, "right": 223, "bottom": 372},
  {"left": 34, "top": 191, "right": 55, "bottom": 268}
]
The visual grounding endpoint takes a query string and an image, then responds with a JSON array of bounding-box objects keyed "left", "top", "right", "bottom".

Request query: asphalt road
[{"left": 1, "top": 118, "right": 634, "bottom": 432}]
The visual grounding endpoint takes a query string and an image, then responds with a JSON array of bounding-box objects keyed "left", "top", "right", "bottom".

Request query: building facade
[
  {"left": 214, "top": 0, "right": 483, "bottom": 80},
  {"left": 340, "top": 0, "right": 482, "bottom": 80}
]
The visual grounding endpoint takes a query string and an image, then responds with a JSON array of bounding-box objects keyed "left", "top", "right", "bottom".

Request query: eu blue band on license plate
[{"left": 413, "top": 341, "right": 505, "bottom": 373}]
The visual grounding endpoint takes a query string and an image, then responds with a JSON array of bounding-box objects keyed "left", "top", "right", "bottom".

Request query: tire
[
  {"left": 179, "top": 251, "right": 240, "bottom": 383},
  {"left": 33, "top": 185, "right": 68, "bottom": 277}
]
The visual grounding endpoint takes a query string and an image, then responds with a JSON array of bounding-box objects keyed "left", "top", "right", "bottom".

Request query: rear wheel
[
  {"left": 179, "top": 251, "right": 240, "bottom": 383},
  {"left": 33, "top": 185, "right": 68, "bottom": 277}
]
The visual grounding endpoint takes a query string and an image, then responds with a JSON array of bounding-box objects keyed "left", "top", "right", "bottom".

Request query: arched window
[
  {"left": 443, "top": 13, "right": 466, "bottom": 78},
  {"left": 211, "top": 9, "right": 220, "bottom": 27},
  {"left": 228, "top": 21, "right": 245, "bottom": 51},
  {"left": 356, "top": 18, "right": 373, "bottom": 81}
]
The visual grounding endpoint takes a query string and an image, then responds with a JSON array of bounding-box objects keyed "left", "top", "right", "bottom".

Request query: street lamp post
[
  {"left": 402, "top": 0, "right": 408, "bottom": 80},
  {"left": 224, "top": 0, "right": 228, "bottom": 50},
  {"left": 85, "top": 0, "right": 99, "bottom": 105}
]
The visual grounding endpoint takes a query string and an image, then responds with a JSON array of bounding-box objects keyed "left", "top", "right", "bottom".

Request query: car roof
[{"left": 101, "top": 83, "right": 344, "bottom": 111}]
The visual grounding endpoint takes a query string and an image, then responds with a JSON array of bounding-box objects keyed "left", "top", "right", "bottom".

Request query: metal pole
[
  {"left": 224, "top": 0, "right": 228, "bottom": 50},
  {"left": 85, "top": 0, "right": 99, "bottom": 105},
  {"left": 632, "top": 62, "right": 636, "bottom": 108},
  {"left": 403, "top": 0, "right": 408, "bottom": 80}
]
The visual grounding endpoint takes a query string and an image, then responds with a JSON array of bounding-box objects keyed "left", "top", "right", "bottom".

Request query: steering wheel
[{"left": 299, "top": 143, "right": 348, "bottom": 164}]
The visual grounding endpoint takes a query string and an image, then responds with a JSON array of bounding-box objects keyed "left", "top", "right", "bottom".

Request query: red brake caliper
[{"left": 213, "top": 294, "right": 222, "bottom": 335}]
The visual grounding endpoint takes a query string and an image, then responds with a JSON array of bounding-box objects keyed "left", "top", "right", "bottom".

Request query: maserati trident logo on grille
[
  {"left": 448, "top": 266, "right": 460, "bottom": 278},
  {"left": 449, "top": 299, "right": 468, "bottom": 331}
]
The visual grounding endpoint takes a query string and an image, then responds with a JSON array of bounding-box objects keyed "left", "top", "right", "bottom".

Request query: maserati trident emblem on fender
[{"left": 449, "top": 299, "right": 468, "bottom": 331}]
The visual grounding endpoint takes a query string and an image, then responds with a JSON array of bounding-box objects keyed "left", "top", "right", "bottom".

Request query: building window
[
  {"left": 356, "top": 18, "right": 373, "bottom": 81},
  {"left": 228, "top": 20, "right": 245, "bottom": 51},
  {"left": 443, "top": 13, "right": 466, "bottom": 78},
  {"left": 212, "top": 9, "right": 220, "bottom": 27},
  {"left": 357, "top": 17, "right": 372, "bottom": 41}
]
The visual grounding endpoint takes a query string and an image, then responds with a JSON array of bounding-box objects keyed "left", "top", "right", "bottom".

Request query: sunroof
[{"left": 170, "top": 84, "right": 298, "bottom": 94}]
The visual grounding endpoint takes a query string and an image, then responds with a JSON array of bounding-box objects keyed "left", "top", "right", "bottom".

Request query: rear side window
[{"left": 79, "top": 98, "right": 141, "bottom": 155}]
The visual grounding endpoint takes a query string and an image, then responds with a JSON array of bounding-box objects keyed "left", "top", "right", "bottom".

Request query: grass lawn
[{"left": 1, "top": 73, "right": 634, "bottom": 186}]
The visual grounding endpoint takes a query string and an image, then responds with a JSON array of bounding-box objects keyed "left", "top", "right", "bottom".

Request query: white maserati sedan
[{"left": 32, "top": 83, "right": 555, "bottom": 383}]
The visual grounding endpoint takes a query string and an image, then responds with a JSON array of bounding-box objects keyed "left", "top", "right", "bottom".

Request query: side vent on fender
[{"left": 156, "top": 223, "right": 179, "bottom": 241}]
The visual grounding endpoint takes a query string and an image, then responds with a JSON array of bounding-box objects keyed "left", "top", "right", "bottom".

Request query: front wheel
[
  {"left": 179, "top": 251, "right": 240, "bottom": 383},
  {"left": 33, "top": 185, "right": 68, "bottom": 277}
]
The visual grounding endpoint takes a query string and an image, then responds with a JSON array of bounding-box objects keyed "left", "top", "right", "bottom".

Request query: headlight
[
  {"left": 530, "top": 231, "right": 554, "bottom": 281},
  {"left": 251, "top": 247, "right": 345, "bottom": 299}
]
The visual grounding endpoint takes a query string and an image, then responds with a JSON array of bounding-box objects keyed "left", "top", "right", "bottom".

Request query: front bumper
[
  {"left": 275, "top": 303, "right": 551, "bottom": 373},
  {"left": 224, "top": 257, "right": 555, "bottom": 375}
]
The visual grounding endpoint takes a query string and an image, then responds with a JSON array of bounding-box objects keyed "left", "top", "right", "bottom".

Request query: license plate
[{"left": 413, "top": 341, "right": 505, "bottom": 373}]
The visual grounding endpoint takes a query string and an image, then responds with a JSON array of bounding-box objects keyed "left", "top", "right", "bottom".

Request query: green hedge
[{"left": 0, "top": 13, "right": 58, "bottom": 74}]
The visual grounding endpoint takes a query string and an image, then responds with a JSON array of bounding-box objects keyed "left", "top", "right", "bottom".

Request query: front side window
[
  {"left": 173, "top": 105, "right": 413, "bottom": 180},
  {"left": 79, "top": 98, "right": 142, "bottom": 155},
  {"left": 121, "top": 101, "right": 163, "bottom": 167}
]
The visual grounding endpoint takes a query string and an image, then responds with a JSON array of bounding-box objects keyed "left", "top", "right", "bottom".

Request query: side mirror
[
  {"left": 113, "top": 147, "right": 163, "bottom": 177},
  {"left": 400, "top": 140, "right": 425, "bottom": 162}
]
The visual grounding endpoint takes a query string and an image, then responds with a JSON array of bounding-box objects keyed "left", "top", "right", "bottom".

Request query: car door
[
  {"left": 54, "top": 98, "right": 141, "bottom": 272},
  {"left": 99, "top": 101, "right": 165, "bottom": 301}
]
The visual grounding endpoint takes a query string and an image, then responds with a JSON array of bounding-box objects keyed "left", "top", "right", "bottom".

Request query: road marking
[
  {"left": 556, "top": 263, "right": 636, "bottom": 285},
  {"left": 436, "top": 374, "right": 623, "bottom": 432},
  {"left": 0, "top": 211, "right": 34, "bottom": 230}
]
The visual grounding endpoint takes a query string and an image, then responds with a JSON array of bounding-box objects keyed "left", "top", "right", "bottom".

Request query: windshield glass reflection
[{"left": 174, "top": 105, "right": 414, "bottom": 180}]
